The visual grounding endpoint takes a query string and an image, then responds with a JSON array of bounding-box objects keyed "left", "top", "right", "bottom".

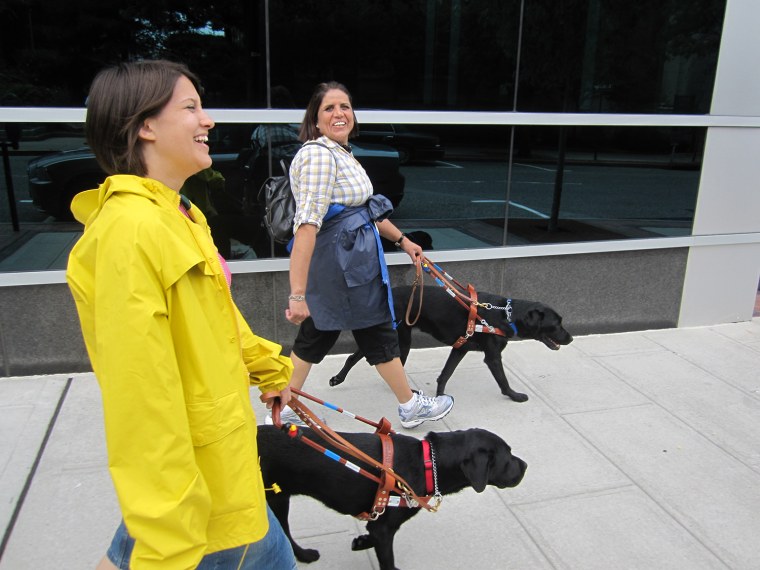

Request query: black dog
[
  {"left": 330, "top": 285, "right": 573, "bottom": 401},
  {"left": 258, "top": 425, "right": 527, "bottom": 570}
]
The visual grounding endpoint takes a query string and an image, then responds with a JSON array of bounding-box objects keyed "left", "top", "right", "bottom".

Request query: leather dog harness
[
  {"left": 362, "top": 431, "right": 400, "bottom": 520},
  {"left": 266, "top": 390, "right": 441, "bottom": 521},
  {"left": 357, "top": 432, "right": 441, "bottom": 521},
  {"left": 407, "top": 256, "right": 515, "bottom": 349},
  {"left": 452, "top": 285, "right": 510, "bottom": 348}
]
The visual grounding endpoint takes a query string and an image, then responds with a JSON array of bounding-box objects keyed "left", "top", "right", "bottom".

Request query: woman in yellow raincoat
[{"left": 67, "top": 60, "right": 297, "bottom": 569}]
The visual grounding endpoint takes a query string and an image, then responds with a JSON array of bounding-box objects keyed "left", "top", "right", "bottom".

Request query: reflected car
[
  {"left": 27, "top": 139, "right": 405, "bottom": 220},
  {"left": 354, "top": 124, "right": 445, "bottom": 164}
]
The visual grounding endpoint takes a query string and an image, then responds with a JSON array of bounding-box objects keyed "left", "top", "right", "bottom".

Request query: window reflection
[
  {"left": 388, "top": 125, "right": 702, "bottom": 250},
  {"left": 0, "top": 1, "right": 725, "bottom": 113},
  {"left": 0, "top": 122, "right": 708, "bottom": 270},
  {"left": 0, "top": 0, "right": 725, "bottom": 270}
]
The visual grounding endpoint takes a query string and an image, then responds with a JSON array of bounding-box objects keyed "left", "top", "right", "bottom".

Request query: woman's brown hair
[
  {"left": 298, "top": 81, "right": 359, "bottom": 142},
  {"left": 85, "top": 60, "right": 202, "bottom": 177}
]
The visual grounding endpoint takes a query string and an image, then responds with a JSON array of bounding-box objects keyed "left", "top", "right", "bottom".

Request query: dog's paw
[
  {"left": 294, "top": 546, "right": 321, "bottom": 563},
  {"left": 351, "top": 534, "right": 374, "bottom": 551},
  {"left": 329, "top": 375, "right": 345, "bottom": 387},
  {"left": 505, "top": 390, "right": 529, "bottom": 403}
]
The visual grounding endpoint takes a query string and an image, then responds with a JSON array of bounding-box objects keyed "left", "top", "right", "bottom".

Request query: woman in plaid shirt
[{"left": 279, "top": 81, "right": 454, "bottom": 429}]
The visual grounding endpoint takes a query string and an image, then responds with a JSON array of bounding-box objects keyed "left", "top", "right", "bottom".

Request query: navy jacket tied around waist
[{"left": 306, "top": 195, "right": 396, "bottom": 331}]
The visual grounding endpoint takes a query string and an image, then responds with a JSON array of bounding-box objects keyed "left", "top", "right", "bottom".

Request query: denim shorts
[{"left": 106, "top": 505, "right": 297, "bottom": 569}]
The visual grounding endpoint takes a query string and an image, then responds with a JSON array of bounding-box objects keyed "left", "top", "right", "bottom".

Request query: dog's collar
[
  {"left": 504, "top": 298, "right": 518, "bottom": 335},
  {"left": 421, "top": 439, "right": 438, "bottom": 496}
]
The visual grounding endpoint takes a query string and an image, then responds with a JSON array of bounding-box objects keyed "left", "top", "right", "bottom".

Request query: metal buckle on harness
[
  {"left": 397, "top": 481, "right": 419, "bottom": 508},
  {"left": 402, "top": 492, "right": 419, "bottom": 509},
  {"left": 479, "top": 317, "right": 495, "bottom": 333}
]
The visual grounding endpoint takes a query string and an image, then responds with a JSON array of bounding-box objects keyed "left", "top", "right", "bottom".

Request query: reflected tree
[
  {"left": 0, "top": 0, "right": 727, "bottom": 113},
  {"left": 0, "top": 0, "right": 262, "bottom": 106}
]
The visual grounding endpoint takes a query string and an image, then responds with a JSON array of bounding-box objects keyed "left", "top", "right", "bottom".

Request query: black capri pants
[{"left": 292, "top": 317, "right": 400, "bottom": 366}]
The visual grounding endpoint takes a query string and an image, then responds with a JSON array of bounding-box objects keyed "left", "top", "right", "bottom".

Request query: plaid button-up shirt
[{"left": 290, "top": 136, "right": 373, "bottom": 232}]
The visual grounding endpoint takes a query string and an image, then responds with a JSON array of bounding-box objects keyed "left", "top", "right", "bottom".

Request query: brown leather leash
[
  {"left": 404, "top": 256, "right": 424, "bottom": 326},
  {"left": 263, "top": 389, "right": 440, "bottom": 520},
  {"left": 405, "top": 255, "right": 509, "bottom": 347}
]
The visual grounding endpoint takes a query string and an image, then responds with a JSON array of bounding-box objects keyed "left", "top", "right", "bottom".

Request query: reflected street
[{"left": 394, "top": 160, "right": 699, "bottom": 224}]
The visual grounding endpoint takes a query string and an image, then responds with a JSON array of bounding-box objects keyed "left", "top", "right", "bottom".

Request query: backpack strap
[{"left": 301, "top": 139, "right": 338, "bottom": 170}]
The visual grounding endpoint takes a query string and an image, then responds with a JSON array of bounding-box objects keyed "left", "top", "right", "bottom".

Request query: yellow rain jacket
[{"left": 66, "top": 175, "right": 293, "bottom": 569}]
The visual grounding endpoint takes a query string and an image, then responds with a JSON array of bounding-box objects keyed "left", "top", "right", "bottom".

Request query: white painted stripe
[
  {"left": 515, "top": 162, "right": 556, "bottom": 172},
  {"left": 507, "top": 201, "right": 550, "bottom": 218},
  {"left": 469, "top": 200, "right": 564, "bottom": 219}
]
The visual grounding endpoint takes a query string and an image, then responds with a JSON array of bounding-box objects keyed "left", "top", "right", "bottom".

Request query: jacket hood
[{"left": 70, "top": 175, "right": 171, "bottom": 225}]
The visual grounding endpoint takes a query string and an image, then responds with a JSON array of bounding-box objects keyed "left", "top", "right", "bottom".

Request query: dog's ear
[
  {"left": 462, "top": 449, "right": 491, "bottom": 493},
  {"left": 521, "top": 308, "right": 544, "bottom": 334}
]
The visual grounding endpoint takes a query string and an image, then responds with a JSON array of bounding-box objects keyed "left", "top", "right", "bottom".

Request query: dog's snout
[
  {"left": 497, "top": 455, "right": 527, "bottom": 488},
  {"left": 509, "top": 457, "right": 527, "bottom": 487}
]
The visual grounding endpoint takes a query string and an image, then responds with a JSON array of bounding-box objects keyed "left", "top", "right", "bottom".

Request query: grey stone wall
[{"left": 0, "top": 247, "right": 687, "bottom": 376}]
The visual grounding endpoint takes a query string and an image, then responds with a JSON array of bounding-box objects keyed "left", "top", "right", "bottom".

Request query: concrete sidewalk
[{"left": 2, "top": 320, "right": 760, "bottom": 569}]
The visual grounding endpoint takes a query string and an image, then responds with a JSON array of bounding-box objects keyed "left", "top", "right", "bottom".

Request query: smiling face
[
  {"left": 316, "top": 88, "right": 355, "bottom": 145},
  {"left": 138, "top": 75, "right": 215, "bottom": 190}
]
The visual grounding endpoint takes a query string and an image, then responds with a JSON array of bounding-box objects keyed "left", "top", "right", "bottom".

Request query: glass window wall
[{"left": 0, "top": 0, "right": 726, "bottom": 271}]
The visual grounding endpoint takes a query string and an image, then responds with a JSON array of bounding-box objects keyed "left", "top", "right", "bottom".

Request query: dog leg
[
  {"left": 366, "top": 519, "right": 402, "bottom": 570},
  {"left": 435, "top": 348, "right": 468, "bottom": 395},
  {"left": 351, "top": 534, "right": 374, "bottom": 551},
  {"left": 267, "top": 493, "right": 321, "bottom": 563},
  {"left": 483, "top": 347, "right": 528, "bottom": 402},
  {"left": 329, "top": 349, "right": 365, "bottom": 387}
]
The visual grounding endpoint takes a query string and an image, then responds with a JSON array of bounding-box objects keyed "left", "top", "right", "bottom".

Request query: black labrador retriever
[
  {"left": 330, "top": 285, "right": 574, "bottom": 401},
  {"left": 258, "top": 425, "right": 527, "bottom": 570}
]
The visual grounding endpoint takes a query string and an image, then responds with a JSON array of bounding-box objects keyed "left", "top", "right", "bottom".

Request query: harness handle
[
  {"left": 275, "top": 388, "right": 393, "bottom": 433},
  {"left": 419, "top": 255, "right": 472, "bottom": 305}
]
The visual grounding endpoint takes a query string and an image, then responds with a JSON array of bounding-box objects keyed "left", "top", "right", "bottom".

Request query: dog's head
[
  {"left": 515, "top": 302, "right": 573, "bottom": 350},
  {"left": 457, "top": 429, "right": 527, "bottom": 493}
]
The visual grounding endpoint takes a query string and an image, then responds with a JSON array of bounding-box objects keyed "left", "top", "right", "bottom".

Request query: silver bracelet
[{"left": 288, "top": 294, "right": 306, "bottom": 302}]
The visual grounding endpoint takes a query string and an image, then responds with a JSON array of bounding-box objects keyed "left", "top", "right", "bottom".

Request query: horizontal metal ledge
[
  {"left": 2, "top": 232, "right": 758, "bottom": 287},
  {"left": 2, "top": 107, "right": 760, "bottom": 128}
]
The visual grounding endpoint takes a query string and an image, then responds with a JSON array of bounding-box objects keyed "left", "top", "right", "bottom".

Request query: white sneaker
[
  {"left": 265, "top": 405, "right": 308, "bottom": 427},
  {"left": 398, "top": 392, "right": 454, "bottom": 429}
]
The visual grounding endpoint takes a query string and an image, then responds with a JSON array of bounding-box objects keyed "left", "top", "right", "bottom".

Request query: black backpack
[{"left": 257, "top": 141, "right": 333, "bottom": 244}]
